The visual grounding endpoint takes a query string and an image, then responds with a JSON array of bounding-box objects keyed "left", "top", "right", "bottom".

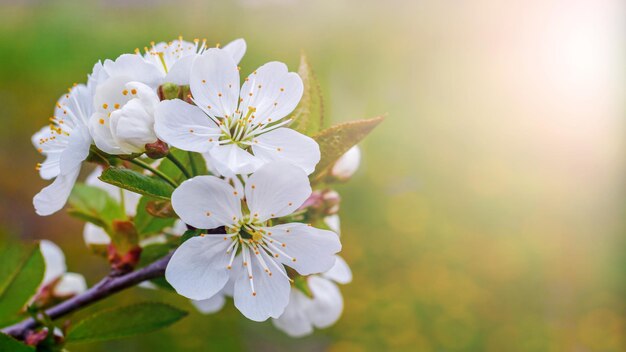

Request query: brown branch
[{"left": 1, "top": 253, "right": 173, "bottom": 339}]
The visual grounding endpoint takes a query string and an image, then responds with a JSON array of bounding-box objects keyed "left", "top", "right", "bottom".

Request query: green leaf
[
  {"left": 137, "top": 243, "right": 175, "bottom": 268},
  {"left": 157, "top": 148, "right": 207, "bottom": 182},
  {"left": 99, "top": 167, "right": 173, "bottom": 200},
  {"left": 0, "top": 333, "right": 35, "bottom": 352},
  {"left": 0, "top": 242, "right": 45, "bottom": 326},
  {"left": 134, "top": 197, "right": 176, "bottom": 238},
  {"left": 68, "top": 184, "right": 126, "bottom": 230},
  {"left": 180, "top": 229, "right": 203, "bottom": 244},
  {"left": 311, "top": 116, "right": 385, "bottom": 182},
  {"left": 290, "top": 53, "right": 324, "bottom": 136},
  {"left": 66, "top": 302, "right": 187, "bottom": 344}
]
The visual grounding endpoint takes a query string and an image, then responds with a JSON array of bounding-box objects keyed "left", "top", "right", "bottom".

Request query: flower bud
[
  {"left": 158, "top": 82, "right": 181, "bottom": 100},
  {"left": 144, "top": 139, "right": 169, "bottom": 159},
  {"left": 330, "top": 145, "right": 361, "bottom": 181}
]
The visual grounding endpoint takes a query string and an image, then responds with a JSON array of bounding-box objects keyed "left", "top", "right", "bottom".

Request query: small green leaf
[
  {"left": 311, "top": 116, "right": 385, "bottom": 182},
  {"left": 0, "top": 333, "right": 35, "bottom": 352},
  {"left": 99, "top": 167, "right": 173, "bottom": 200},
  {"left": 157, "top": 148, "right": 207, "bottom": 182},
  {"left": 66, "top": 302, "right": 187, "bottom": 344},
  {"left": 134, "top": 197, "right": 176, "bottom": 238},
  {"left": 180, "top": 229, "right": 203, "bottom": 244},
  {"left": 68, "top": 184, "right": 126, "bottom": 230},
  {"left": 0, "top": 242, "right": 45, "bottom": 326},
  {"left": 290, "top": 53, "right": 324, "bottom": 136},
  {"left": 137, "top": 243, "right": 175, "bottom": 268}
]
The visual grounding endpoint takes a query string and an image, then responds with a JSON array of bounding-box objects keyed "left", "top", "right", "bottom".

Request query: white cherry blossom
[
  {"left": 87, "top": 55, "right": 162, "bottom": 155},
  {"left": 39, "top": 240, "right": 87, "bottom": 298},
  {"left": 272, "top": 256, "right": 352, "bottom": 337},
  {"left": 166, "top": 162, "right": 341, "bottom": 321},
  {"left": 154, "top": 48, "right": 319, "bottom": 175},
  {"left": 140, "top": 37, "right": 246, "bottom": 85},
  {"left": 330, "top": 145, "right": 361, "bottom": 181},
  {"left": 32, "top": 72, "right": 97, "bottom": 216}
]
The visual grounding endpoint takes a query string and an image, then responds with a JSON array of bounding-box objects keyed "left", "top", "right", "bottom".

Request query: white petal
[
  {"left": 83, "top": 223, "right": 111, "bottom": 246},
  {"left": 59, "top": 125, "right": 91, "bottom": 174},
  {"left": 110, "top": 99, "right": 157, "bottom": 154},
  {"left": 34, "top": 167, "right": 80, "bottom": 216},
  {"left": 222, "top": 38, "right": 247, "bottom": 64},
  {"left": 233, "top": 249, "right": 290, "bottom": 321},
  {"left": 208, "top": 144, "right": 264, "bottom": 175},
  {"left": 38, "top": 153, "right": 62, "bottom": 180},
  {"left": 171, "top": 176, "right": 242, "bottom": 229},
  {"left": 268, "top": 223, "right": 341, "bottom": 275},
  {"left": 245, "top": 161, "right": 311, "bottom": 222},
  {"left": 165, "top": 235, "right": 232, "bottom": 300},
  {"left": 53, "top": 272, "right": 87, "bottom": 296},
  {"left": 191, "top": 294, "right": 226, "bottom": 314},
  {"left": 190, "top": 49, "right": 240, "bottom": 119},
  {"left": 154, "top": 100, "right": 220, "bottom": 153},
  {"left": 324, "top": 215, "right": 341, "bottom": 235},
  {"left": 331, "top": 145, "right": 361, "bottom": 180},
  {"left": 89, "top": 112, "right": 122, "bottom": 155},
  {"left": 164, "top": 54, "right": 197, "bottom": 85},
  {"left": 272, "top": 289, "right": 315, "bottom": 337},
  {"left": 239, "top": 61, "right": 303, "bottom": 125},
  {"left": 40, "top": 240, "right": 67, "bottom": 286},
  {"left": 306, "top": 276, "right": 343, "bottom": 328},
  {"left": 102, "top": 54, "right": 162, "bottom": 88},
  {"left": 252, "top": 128, "right": 320, "bottom": 175},
  {"left": 322, "top": 256, "right": 352, "bottom": 284}
]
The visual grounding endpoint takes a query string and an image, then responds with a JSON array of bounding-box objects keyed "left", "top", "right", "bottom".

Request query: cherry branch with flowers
[{"left": 0, "top": 37, "right": 383, "bottom": 350}]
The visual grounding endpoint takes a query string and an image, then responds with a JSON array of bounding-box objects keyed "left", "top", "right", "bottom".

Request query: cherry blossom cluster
[{"left": 31, "top": 37, "right": 363, "bottom": 337}]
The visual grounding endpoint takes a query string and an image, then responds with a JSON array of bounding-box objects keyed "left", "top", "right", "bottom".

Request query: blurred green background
[{"left": 1, "top": 0, "right": 624, "bottom": 351}]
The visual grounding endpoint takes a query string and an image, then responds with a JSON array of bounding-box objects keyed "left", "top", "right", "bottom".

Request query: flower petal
[
  {"left": 322, "top": 255, "right": 352, "bottom": 284},
  {"left": 271, "top": 289, "right": 315, "bottom": 337},
  {"left": 102, "top": 54, "right": 162, "bottom": 88},
  {"left": 191, "top": 294, "right": 226, "bottom": 314},
  {"left": 222, "top": 38, "right": 247, "bottom": 64},
  {"left": 59, "top": 125, "right": 91, "bottom": 174},
  {"left": 154, "top": 100, "right": 220, "bottom": 153},
  {"left": 54, "top": 273, "right": 87, "bottom": 297},
  {"left": 165, "top": 54, "right": 196, "bottom": 85},
  {"left": 267, "top": 223, "right": 341, "bottom": 275},
  {"left": 233, "top": 249, "right": 290, "bottom": 321},
  {"left": 83, "top": 223, "right": 111, "bottom": 246},
  {"left": 331, "top": 145, "right": 361, "bottom": 180},
  {"left": 34, "top": 167, "right": 80, "bottom": 216},
  {"left": 245, "top": 161, "right": 311, "bottom": 222},
  {"left": 40, "top": 240, "right": 67, "bottom": 287},
  {"left": 190, "top": 48, "right": 240, "bottom": 119},
  {"left": 324, "top": 215, "right": 341, "bottom": 235},
  {"left": 89, "top": 112, "right": 122, "bottom": 155},
  {"left": 208, "top": 144, "right": 264, "bottom": 175},
  {"left": 171, "top": 176, "right": 242, "bottom": 229},
  {"left": 306, "top": 276, "right": 343, "bottom": 328},
  {"left": 252, "top": 128, "right": 320, "bottom": 175},
  {"left": 239, "top": 61, "right": 303, "bottom": 125},
  {"left": 109, "top": 99, "right": 157, "bottom": 154},
  {"left": 165, "top": 235, "right": 232, "bottom": 300}
]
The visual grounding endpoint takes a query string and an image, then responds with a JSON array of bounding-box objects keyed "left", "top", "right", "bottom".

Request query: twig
[{"left": 1, "top": 253, "right": 173, "bottom": 339}]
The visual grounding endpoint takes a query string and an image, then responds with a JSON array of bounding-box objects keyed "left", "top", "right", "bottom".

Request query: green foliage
[
  {"left": 68, "top": 183, "right": 126, "bottom": 231},
  {"left": 311, "top": 116, "right": 385, "bottom": 182},
  {"left": 0, "top": 333, "right": 35, "bottom": 352},
  {"left": 290, "top": 53, "right": 325, "bottom": 136},
  {"left": 180, "top": 229, "right": 204, "bottom": 244},
  {"left": 65, "top": 302, "right": 188, "bottom": 344},
  {"left": 157, "top": 148, "right": 208, "bottom": 181},
  {"left": 134, "top": 197, "right": 176, "bottom": 238},
  {"left": 0, "top": 242, "right": 45, "bottom": 327},
  {"left": 99, "top": 167, "right": 173, "bottom": 200},
  {"left": 137, "top": 243, "right": 175, "bottom": 268}
]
